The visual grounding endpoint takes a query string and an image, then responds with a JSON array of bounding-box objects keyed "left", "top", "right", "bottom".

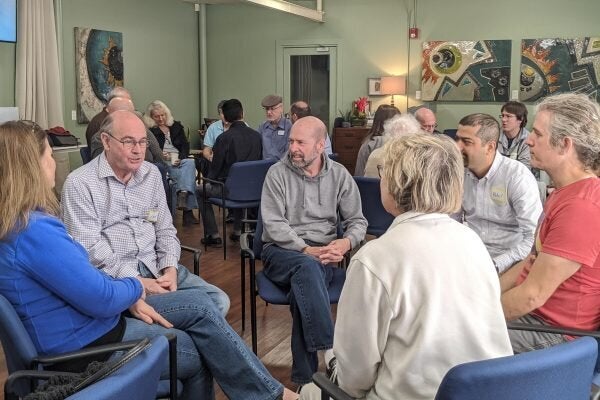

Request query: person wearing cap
[{"left": 258, "top": 94, "right": 293, "bottom": 160}]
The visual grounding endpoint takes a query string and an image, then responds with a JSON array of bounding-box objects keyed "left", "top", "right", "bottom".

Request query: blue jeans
[
  {"left": 168, "top": 159, "right": 198, "bottom": 209},
  {"left": 121, "top": 288, "right": 282, "bottom": 400},
  {"left": 138, "top": 261, "right": 230, "bottom": 317},
  {"left": 262, "top": 244, "right": 334, "bottom": 384}
]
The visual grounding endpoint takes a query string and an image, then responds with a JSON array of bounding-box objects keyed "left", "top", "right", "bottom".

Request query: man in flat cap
[{"left": 258, "top": 94, "right": 293, "bottom": 160}]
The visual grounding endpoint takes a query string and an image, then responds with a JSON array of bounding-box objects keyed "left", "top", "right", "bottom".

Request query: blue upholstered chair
[
  {"left": 201, "top": 159, "right": 275, "bottom": 259},
  {"left": 312, "top": 336, "right": 598, "bottom": 400},
  {"left": 353, "top": 176, "right": 394, "bottom": 237},
  {"left": 0, "top": 295, "right": 180, "bottom": 399},
  {"left": 79, "top": 146, "right": 92, "bottom": 164},
  {"left": 240, "top": 213, "right": 346, "bottom": 354}
]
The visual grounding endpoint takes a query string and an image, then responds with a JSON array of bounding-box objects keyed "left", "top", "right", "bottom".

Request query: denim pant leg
[
  {"left": 140, "top": 289, "right": 283, "bottom": 400},
  {"left": 262, "top": 244, "right": 334, "bottom": 384},
  {"left": 195, "top": 183, "right": 220, "bottom": 237},
  {"left": 168, "top": 159, "right": 199, "bottom": 209},
  {"left": 176, "top": 263, "right": 231, "bottom": 316}
]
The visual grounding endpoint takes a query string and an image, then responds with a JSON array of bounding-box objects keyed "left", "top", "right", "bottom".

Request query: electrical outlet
[
  {"left": 415, "top": 90, "right": 422, "bottom": 100},
  {"left": 71, "top": 110, "right": 77, "bottom": 121},
  {"left": 194, "top": 3, "right": 200, "bottom": 11}
]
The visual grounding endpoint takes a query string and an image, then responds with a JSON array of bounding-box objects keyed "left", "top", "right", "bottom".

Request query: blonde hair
[
  {"left": 0, "top": 121, "right": 59, "bottom": 240},
  {"left": 382, "top": 134, "right": 463, "bottom": 214},
  {"left": 143, "top": 100, "right": 175, "bottom": 128}
]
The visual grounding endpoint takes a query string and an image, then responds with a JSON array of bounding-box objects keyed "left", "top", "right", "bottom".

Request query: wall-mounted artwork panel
[
  {"left": 520, "top": 37, "right": 600, "bottom": 102},
  {"left": 422, "top": 40, "right": 511, "bottom": 102},
  {"left": 75, "top": 27, "right": 124, "bottom": 124}
]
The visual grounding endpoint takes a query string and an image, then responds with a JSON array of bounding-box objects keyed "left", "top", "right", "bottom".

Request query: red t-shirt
[{"left": 517, "top": 177, "right": 600, "bottom": 330}]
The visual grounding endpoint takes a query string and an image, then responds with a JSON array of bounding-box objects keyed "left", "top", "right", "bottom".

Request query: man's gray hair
[
  {"left": 536, "top": 93, "right": 600, "bottom": 172},
  {"left": 383, "top": 114, "right": 423, "bottom": 138}
]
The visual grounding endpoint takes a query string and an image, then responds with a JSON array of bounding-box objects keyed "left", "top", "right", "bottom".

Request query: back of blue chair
[
  {"left": 67, "top": 336, "right": 169, "bottom": 400},
  {"left": 225, "top": 159, "right": 275, "bottom": 202},
  {"left": 435, "top": 336, "right": 598, "bottom": 400},
  {"left": 79, "top": 147, "right": 92, "bottom": 164},
  {"left": 354, "top": 176, "right": 394, "bottom": 237},
  {"left": 442, "top": 129, "right": 457, "bottom": 140},
  {"left": 252, "top": 213, "right": 265, "bottom": 260}
]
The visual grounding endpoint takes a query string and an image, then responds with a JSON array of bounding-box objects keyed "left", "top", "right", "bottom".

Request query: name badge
[
  {"left": 145, "top": 209, "right": 159, "bottom": 223},
  {"left": 490, "top": 186, "right": 507, "bottom": 206},
  {"left": 277, "top": 130, "right": 285, "bottom": 136}
]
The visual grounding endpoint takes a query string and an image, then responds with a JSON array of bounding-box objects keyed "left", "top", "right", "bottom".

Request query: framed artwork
[
  {"left": 368, "top": 78, "right": 382, "bottom": 95},
  {"left": 75, "top": 27, "right": 124, "bottom": 124},
  {"left": 421, "top": 40, "right": 511, "bottom": 102},
  {"left": 520, "top": 37, "right": 600, "bottom": 102}
]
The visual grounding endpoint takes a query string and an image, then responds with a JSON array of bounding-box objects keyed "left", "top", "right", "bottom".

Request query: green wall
[
  {"left": 0, "top": 42, "right": 15, "bottom": 106},
  {"left": 204, "top": 0, "right": 600, "bottom": 132}
]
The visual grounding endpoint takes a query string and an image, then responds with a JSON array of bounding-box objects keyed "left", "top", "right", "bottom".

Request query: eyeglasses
[
  {"left": 377, "top": 164, "right": 384, "bottom": 178},
  {"left": 421, "top": 124, "right": 438, "bottom": 130},
  {"left": 104, "top": 132, "right": 148, "bottom": 149},
  {"left": 499, "top": 114, "right": 516, "bottom": 120},
  {"left": 263, "top": 104, "right": 282, "bottom": 112}
]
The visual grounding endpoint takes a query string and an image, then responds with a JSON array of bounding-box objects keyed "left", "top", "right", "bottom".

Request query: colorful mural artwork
[
  {"left": 75, "top": 27, "right": 124, "bottom": 124},
  {"left": 520, "top": 38, "right": 600, "bottom": 102},
  {"left": 421, "top": 40, "right": 511, "bottom": 102}
]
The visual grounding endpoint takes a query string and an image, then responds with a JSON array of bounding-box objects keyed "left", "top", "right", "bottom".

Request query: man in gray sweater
[{"left": 260, "top": 116, "right": 367, "bottom": 385}]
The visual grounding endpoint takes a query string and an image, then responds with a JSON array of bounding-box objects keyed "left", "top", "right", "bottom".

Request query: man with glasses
[
  {"left": 499, "top": 101, "right": 531, "bottom": 169},
  {"left": 414, "top": 107, "right": 440, "bottom": 134},
  {"left": 61, "top": 110, "right": 230, "bottom": 315},
  {"left": 258, "top": 94, "right": 292, "bottom": 160}
]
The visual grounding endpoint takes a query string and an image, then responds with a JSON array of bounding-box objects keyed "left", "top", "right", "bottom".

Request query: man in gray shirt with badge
[{"left": 456, "top": 113, "right": 542, "bottom": 274}]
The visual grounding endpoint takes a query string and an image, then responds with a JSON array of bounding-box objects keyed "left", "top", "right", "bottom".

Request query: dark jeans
[{"left": 262, "top": 244, "right": 334, "bottom": 384}]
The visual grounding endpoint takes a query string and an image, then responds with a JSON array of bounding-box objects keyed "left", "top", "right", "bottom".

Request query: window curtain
[
  {"left": 292, "top": 55, "right": 312, "bottom": 103},
  {"left": 15, "top": 0, "right": 64, "bottom": 128}
]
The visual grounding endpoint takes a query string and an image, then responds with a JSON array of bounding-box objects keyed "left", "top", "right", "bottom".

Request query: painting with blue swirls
[{"left": 75, "top": 27, "right": 124, "bottom": 123}]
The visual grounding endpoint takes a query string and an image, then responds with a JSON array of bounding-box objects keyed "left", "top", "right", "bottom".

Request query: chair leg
[
  {"left": 250, "top": 259, "right": 258, "bottom": 354},
  {"left": 241, "top": 254, "right": 246, "bottom": 331},
  {"left": 222, "top": 206, "right": 227, "bottom": 260}
]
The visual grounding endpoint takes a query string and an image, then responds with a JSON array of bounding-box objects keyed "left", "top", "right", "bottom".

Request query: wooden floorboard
[{"left": 0, "top": 207, "right": 311, "bottom": 399}]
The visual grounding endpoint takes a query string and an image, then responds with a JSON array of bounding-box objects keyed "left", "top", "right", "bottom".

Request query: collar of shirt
[
  {"left": 98, "top": 152, "right": 151, "bottom": 186},
  {"left": 466, "top": 151, "right": 505, "bottom": 182}
]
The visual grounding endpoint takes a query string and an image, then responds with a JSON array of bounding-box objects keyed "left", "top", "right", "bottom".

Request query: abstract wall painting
[
  {"left": 421, "top": 40, "right": 511, "bottom": 102},
  {"left": 520, "top": 38, "right": 600, "bottom": 102},
  {"left": 75, "top": 27, "right": 124, "bottom": 124}
]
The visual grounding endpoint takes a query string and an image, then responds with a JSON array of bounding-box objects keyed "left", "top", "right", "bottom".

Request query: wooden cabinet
[{"left": 332, "top": 127, "right": 370, "bottom": 174}]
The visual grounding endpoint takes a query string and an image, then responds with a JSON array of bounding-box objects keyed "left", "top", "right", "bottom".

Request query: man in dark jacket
[{"left": 197, "top": 99, "right": 262, "bottom": 245}]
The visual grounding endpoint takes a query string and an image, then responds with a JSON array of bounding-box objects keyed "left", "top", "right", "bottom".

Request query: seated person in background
[
  {"left": 500, "top": 93, "right": 600, "bottom": 354},
  {"left": 363, "top": 114, "right": 422, "bottom": 178},
  {"left": 289, "top": 100, "right": 333, "bottom": 155},
  {"left": 62, "top": 110, "right": 230, "bottom": 316},
  {"left": 202, "top": 100, "right": 228, "bottom": 162},
  {"left": 258, "top": 94, "right": 292, "bottom": 160},
  {"left": 85, "top": 86, "right": 130, "bottom": 148},
  {"left": 0, "top": 120, "right": 289, "bottom": 400},
  {"left": 300, "top": 134, "right": 513, "bottom": 400},
  {"left": 354, "top": 104, "right": 400, "bottom": 176},
  {"left": 261, "top": 116, "right": 367, "bottom": 385},
  {"left": 144, "top": 100, "right": 200, "bottom": 226},
  {"left": 197, "top": 99, "right": 262, "bottom": 246},
  {"left": 456, "top": 113, "right": 541, "bottom": 274},
  {"left": 414, "top": 107, "right": 440, "bottom": 134},
  {"left": 499, "top": 101, "right": 531, "bottom": 169}
]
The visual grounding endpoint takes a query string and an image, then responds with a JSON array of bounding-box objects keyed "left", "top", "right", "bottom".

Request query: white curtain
[{"left": 15, "top": 0, "right": 64, "bottom": 128}]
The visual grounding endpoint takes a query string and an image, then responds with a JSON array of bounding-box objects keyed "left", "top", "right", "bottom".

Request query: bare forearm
[
  {"left": 499, "top": 258, "right": 527, "bottom": 293},
  {"left": 202, "top": 147, "right": 212, "bottom": 161}
]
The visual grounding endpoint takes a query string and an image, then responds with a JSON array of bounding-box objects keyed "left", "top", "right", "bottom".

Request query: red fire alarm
[{"left": 409, "top": 27, "right": 419, "bottom": 39}]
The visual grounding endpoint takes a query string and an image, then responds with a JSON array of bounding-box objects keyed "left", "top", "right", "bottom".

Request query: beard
[{"left": 289, "top": 150, "right": 320, "bottom": 169}]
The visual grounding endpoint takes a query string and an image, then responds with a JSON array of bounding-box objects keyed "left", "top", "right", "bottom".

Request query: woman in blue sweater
[{"left": 0, "top": 120, "right": 289, "bottom": 400}]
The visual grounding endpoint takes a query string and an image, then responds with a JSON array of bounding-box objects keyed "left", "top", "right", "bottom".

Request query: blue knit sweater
[{"left": 0, "top": 212, "right": 142, "bottom": 355}]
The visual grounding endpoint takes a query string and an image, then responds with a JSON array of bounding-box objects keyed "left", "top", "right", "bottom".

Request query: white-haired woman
[
  {"left": 144, "top": 100, "right": 199, "bottom": 226},
  {"left": 363, "top": 113, "right": 423, "bottom": 177},
  {"left": 301, "top": 134, "right": 513, "bottom": 400}
]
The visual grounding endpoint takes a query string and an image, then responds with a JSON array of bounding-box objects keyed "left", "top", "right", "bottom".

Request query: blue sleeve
[
  {"left": 15, "top": 215, "right": 143, "bottom": 318},
  {"left": 204, "top": 122, "right": 221, "bottom": 148}
]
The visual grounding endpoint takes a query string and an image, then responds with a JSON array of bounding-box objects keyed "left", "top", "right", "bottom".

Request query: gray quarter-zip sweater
[{"left": 261, "top": 153, "right": 367, "bottom": 251}]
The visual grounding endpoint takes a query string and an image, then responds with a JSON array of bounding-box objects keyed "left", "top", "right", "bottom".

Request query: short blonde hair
[
  {"left": 143, "top": 100, "right": 175, "bottom": 128},
  {"left": 0, "top": 121, "right": 59, "bottom": 240},
  {"left": 382, "top": 134, "right": 463, "bottom": 214}
]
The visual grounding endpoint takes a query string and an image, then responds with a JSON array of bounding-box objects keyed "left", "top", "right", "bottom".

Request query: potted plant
[
  {"left": 351, "top": 97, "right": 368, "bottom": 126},
  {"left": 338, "top": 109, "right": 352, "bottom": 128}
]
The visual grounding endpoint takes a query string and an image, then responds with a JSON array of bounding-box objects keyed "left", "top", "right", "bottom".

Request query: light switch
[
  {"left": 415, "top": 90, "right": 421, "bottom": 100},
  {"left": 511, "top": 90, "right": 519, "bottom": 100},
  {"left": 71, "top": 110, "right": 77, "bottom": 121}
]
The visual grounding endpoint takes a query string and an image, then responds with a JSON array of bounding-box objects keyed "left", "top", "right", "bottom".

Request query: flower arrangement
[{"left": 353, "top": 97, "right": 369, "bottom": 119}]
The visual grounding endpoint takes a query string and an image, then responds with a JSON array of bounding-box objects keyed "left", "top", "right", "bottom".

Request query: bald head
[
  {"left": 290, "top": 101, "right": 311, "bottom": 124},
  {"left": 415, "top": 107, "right": 437, "bottom": 133},
  {"left": 106, "top": 96, "right": 135, "bottom": 113},
  {"left": 291, "top": 116, "right": 326, "bottom": 142},
  {"left": 107, "top": 87, "right": 131, "bottom": 102}
]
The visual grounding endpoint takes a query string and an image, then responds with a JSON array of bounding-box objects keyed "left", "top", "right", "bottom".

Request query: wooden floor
[{"left": 0, "top": 208, "right": 322, "bottom": 399}]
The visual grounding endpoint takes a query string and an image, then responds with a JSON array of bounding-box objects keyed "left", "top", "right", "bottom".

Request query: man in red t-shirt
[{"left": 500, "top": 93, "right": 600, "bottom": 353}]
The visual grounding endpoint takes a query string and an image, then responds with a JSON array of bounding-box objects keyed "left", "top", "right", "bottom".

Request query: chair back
[
  {"left": 435, "top": 336, "right": 598, "bottom": 400},
  {"left": 67, "top": 336, "right": 168, "bottom": 400},
  {"left": 354, "top": 177, "right": 394, "bottom": 237},
  {"left": 252, "top": 212, "right": 265, "bottom": 260},
  {"left": 225, "top": 159, "right": 275, "bottom": 202},
  {"left": 0, "top": 295, "right": 40, "bottom": 396},
  {"left": 80, "top": 147, "right": 92, "bottom": 164},
  {"left": 442, "top": 129, "right": 457, "bottom": 139}
]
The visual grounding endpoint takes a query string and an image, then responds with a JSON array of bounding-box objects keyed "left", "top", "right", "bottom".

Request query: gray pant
[{"left": 509, "top": 314, "right": 568, "bottom": 354}]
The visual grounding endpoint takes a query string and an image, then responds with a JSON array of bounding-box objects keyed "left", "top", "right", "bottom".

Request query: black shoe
[
  {"left": 229, "top": 233, "right": 241, "bottom": 242},
  {"left": 182, "top": 210, "right": 199, "bottom": 226},
  {"left": 201, "top": 236, "right": 223, "bottom": 247}
]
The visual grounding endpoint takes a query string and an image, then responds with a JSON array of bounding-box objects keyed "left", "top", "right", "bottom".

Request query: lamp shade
[{"left": 380, "top": 76, "right": 406, "bottom": 95}]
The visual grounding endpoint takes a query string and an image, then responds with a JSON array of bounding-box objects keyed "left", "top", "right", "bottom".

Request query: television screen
[{"left": 0, "top": 0, "right": 16, "bottom": 43}]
